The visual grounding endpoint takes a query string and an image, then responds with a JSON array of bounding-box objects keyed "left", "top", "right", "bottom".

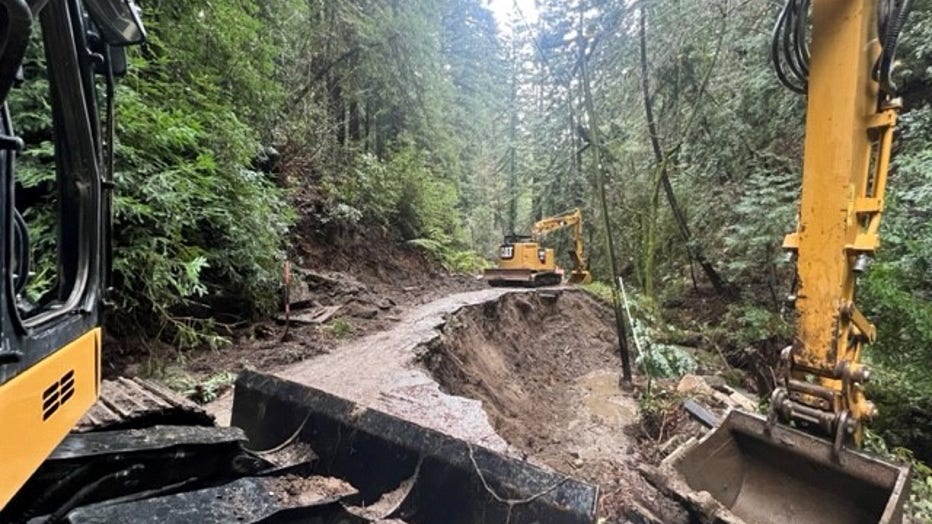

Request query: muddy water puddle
[{"left": 579, "top": 370, "right": 637, "bottom": 425}]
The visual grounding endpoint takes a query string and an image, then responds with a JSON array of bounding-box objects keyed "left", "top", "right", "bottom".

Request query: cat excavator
[
  {"left": 483, "top": 208, "right": 592, "bottom": 287},
  {"left": 666, "top": 1, "right": 916, "bottom": 523}
]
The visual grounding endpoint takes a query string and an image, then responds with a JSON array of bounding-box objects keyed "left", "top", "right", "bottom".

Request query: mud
[
  {"left": 265, "top": 474, "right": 358, "bottom": 506},
  {"left": 421, "top": 292, "right": 632, "bottom": 467},
  {"left": 208, "top": 287, "right": 689, "bottom": 521},
  {"left": 421, "top": 292, "right": 688, "bottom": 521},
  {"left": 209, "top": 287, "right": 536, "bottom": 451}
]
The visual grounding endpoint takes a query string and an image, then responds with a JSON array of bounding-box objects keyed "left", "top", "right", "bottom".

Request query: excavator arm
[
  {"left": 772, "top": 0, "right": 905, "bottom": 449},
  {"left": 531, "top": 209, "right": 591, "bottom": 284},
  {"left": 666, "top": 1, "right": 915, "bottom": 523}
]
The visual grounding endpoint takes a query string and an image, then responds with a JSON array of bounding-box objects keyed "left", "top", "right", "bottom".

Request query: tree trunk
[{"left": 638, "top": 4, "right": 728, "bottom": 295}]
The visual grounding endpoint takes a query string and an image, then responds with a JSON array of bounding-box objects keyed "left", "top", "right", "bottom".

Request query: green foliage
[
  {"left": 636, "top": 344, "right": 697, "bottom": 379},
  {"left": 9, "top": 4, "right": 295, "bottom": 347},
  {"left": 583, "top": 280, "right": 698, "bottom": 378},
  {"left": 184, "top": 371, "right": 238, "bottom": 404},
  {"left": 860, "top": 264, "right": 932, "bottom": 461},
  {"left": 581, "top": 281, "right": 615, "bottom": 304},
  {"left": 326, "top": 317, "right": 354, "bottom": 339},
  {"left": 105, "top": 3, "right": 296, "bottom": 345},
  {"left": 725, "top": 304, "right": 792, "bottom": 349},
  {"left": 864, "top": 431, "right": 932, "bottom": 522}
]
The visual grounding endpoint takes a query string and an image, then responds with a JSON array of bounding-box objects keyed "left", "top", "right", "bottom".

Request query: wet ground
[
  {"left": 208, "top": 287, "right": 531, "bottom": 453},
  {"left": 207, "top": 287, "right": 687, "bottom": 521}
]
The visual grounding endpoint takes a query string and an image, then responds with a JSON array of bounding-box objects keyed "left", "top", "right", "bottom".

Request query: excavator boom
[{"left": 531, "top": 209, "right": 591, "bottom": 284}]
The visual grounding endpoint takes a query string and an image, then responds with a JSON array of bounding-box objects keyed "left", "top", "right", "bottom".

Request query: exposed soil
[
  {"left": 422, "top": 292, "right": 624, "bottom": 461},
  {"left": 421, "top": 291, "right": 688, "bottom": 522},
  {"left": 106, "top": 228, "right": 482, "bottom": 397},
  {"left": 207, "top": 286, "right": 532, "bottom": 447},
  {"left": 203, "top": 287, "right": 691, "bottom": 522}
]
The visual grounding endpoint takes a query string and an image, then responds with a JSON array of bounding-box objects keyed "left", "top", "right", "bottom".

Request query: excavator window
[{"left": 8, "top": 21, "right": 99, "bottom": 328}]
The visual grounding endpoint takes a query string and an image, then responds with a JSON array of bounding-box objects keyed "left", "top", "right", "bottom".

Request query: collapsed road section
[{"left": 211, "top": 288, "right": 689, "bottom": 522}]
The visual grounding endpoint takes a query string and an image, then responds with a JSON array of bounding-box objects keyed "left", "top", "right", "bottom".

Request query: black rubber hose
[
  {"left": 784, "top": 0, "right": 803, "bottom": 78},
  {"left": 794, "top": 0, "right": 810, "bottom": 75},
  {"left": 771, "top": 0, "right": 806, "bottom": 93},
  {"left": 878, "top": 0, "right": 912, "bottom": 96}
]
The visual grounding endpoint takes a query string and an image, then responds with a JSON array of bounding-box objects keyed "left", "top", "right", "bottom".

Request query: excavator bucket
[
  {"left": 665, "top": 410, "right": 911, "bottom": 524},
  {"left": 566, "top": 270, "right": 591, "bottom": 285},
  {"left": 231, "top": 371, "right": 598, "bottom": 524}
]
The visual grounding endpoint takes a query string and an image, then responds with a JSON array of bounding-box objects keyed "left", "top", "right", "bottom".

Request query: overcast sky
[{"left": 487, "top": 0, "right": 538, "bottom": 32}]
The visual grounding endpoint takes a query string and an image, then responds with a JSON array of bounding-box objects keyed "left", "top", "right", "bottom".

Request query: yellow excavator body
[
  {"left": 483, "top": 240, "right": 564, "bottom": 287},
  {"left": 668, "top": 0, "right": 913, "bottom": 522},
  {"left": 0, "top": 330, "right": 101, "bottom": 509},
  {"left": 484, "top": 209, "right": 592, "bottom": 286}
]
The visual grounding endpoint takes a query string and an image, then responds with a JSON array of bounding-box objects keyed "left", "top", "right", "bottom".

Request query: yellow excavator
[
  {"left": 668, "top": 1, "right": 915, "bottom": 523},
  {"left": 483, "top": 208, "right": 592, "bottom": 287}
]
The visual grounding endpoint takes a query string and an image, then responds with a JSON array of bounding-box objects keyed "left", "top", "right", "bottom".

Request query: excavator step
[
  {"left": 231, "top": 370, "right": 599, "bottom": 524},
  {"left": 76, "top": 377, "right": 213, "bottom": 432}
]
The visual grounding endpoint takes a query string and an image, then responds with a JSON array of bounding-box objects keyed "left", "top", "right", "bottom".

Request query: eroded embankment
[
  {"left": 421, "top": 291, "right": 627, "bottom": 459},
  {"left": 420, "top": 290, "right": 685, "bottom": 521},
  {"left": 209, "top": 287, "right": 688, "bottom": 521}
]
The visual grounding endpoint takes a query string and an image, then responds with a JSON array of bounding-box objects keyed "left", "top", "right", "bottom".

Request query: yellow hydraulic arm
[
  {"left": 668, "top": 3, "right": 914, "bottom": 522},
  {"left": 772, "top": 0, "right": 904, "bottom": 448},
  {"left": 532, "top": 209, "right": 591, "bottom": 284}
]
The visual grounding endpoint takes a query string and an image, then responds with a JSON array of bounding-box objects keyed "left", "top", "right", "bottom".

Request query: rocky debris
[
  {"left": 279, "top": 266, "right": 402, "bottom": 324},
  {"left": 341, "top": 300, "right": 380, "bottom": 319},
  {"left": 267, "top": 474, "right": 358, "bottom": 507},
  {"left": 676, "top": 374, "right": 757, "bottom": 412},
  {"left": 276, "top": 304, "right": 342, "bottom": 325},
  {"left": 287, "top": 267, "right": 368, "bottom": 307}
]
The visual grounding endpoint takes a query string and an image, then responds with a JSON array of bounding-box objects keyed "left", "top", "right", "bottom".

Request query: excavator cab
[{"left": 0, "top": 0, "right": 146, "bottom": 508}]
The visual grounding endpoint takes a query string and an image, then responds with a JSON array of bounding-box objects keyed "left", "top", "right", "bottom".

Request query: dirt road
[
  {"left": 208, "top": 287, "right": 534, "bottom": 453},
  {"left": 207, "top": 286, "right": 694, "bottom": 521}
]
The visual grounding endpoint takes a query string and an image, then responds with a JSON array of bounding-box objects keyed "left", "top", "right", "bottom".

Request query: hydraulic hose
[
  {"left": 774, "top": 0, "right": 912, "bottom": 98},
  {"left": 771, "top": 0, "right": 809, "bottom": 94},
  {"left": 876, "top": 0, "right": 912, "bottom": 96}
]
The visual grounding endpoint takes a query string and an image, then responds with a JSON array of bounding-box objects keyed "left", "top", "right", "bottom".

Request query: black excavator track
[
  {"left": 75, "top": 377, "right": 214, "bottom": 432},
  {"left": 486, "top": 270, "right": 563, "bottom": 288}
]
